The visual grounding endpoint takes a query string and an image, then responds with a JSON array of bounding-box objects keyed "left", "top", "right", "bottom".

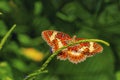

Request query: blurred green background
[{"left": 0, "top": 0, "right": 120, "bottom": 80}]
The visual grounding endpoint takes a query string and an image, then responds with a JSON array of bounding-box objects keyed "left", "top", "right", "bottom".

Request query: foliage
[{"left": 0, "top": 0, "right": 120, "bottom": 80}]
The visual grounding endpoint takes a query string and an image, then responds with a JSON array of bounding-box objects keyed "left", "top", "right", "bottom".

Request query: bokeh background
[{"left": 0, "top": 0, "right": 120, "bottom": 80}]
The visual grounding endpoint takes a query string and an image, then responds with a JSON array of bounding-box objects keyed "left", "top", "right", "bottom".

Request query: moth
[{"left": 42, "top": 30, "right": 103, "bottom": 64}]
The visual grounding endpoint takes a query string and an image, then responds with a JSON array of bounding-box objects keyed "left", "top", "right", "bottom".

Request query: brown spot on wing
[
  {"left": 55, "top": 32, "right": 71, "bottom": 46},
  {"left": 57, "top": 51, "right": 68, "bottom": 60},
  {"left": 51, "top": 39, "right": 59, "bottom": 52}
]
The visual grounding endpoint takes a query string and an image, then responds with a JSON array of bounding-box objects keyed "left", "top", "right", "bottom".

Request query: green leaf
[
  {"left": 0, "top": 62, "right": 13, "bottom": 80},
  {"left": 0, "top": 20, "right": 7, "bottom": 36},
  {"left": 76, "top": 27, "right": 99, "bottom": 38},
  {"left": 99, "top": 4, "right": 120, "bottom": 24},
  {"left": 33, "top": 17, "right": 51, "bottom": 29},
  {"left": 5, "top": 41, "right": 21, "bottom": 55},
  {"left": 11, "top": 59, "right": 28, "bottom": 72},
  {"left": 49, "top": 46, "right": 115, "bottom": 80},
  {"left": 0, "top": 1, "right": 11, "bottom": 12},
  {"left": 56, "top": 2, "right": 78, "bottom": 22},
  {"left": 56, "top": 12, "right": 76, "bottom": 22},
  {"left": 116, "top": 71, "right": 120, "bottom": 80},
  {"left": 34, "top": 1, "right": 43, "bottom": 15},
  {"left": 18, "top": 34, "right": 32, "bottom": 46}
]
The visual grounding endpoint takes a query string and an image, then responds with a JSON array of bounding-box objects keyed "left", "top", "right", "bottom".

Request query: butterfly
[{"left": 41, "top": 30, "right": 103, "bottom": 64}]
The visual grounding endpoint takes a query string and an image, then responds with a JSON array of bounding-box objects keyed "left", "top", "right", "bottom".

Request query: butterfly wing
[
  {"left": 75, "top": 38, "right": 103, "bottom": 56},
  {"left": 42, "top": 30, "right": 71, "bottom": 51},
  {"left": 42, "top": 30, "right": 71, "bottom": 60},
  {"left": 67, "top": 38, "right": 103, "bottom": 64},
  {"left": 42, "top": 30, "right": 103, "bottom": 64},
  {"left": 84, "top": 42, "right": 103, "bottom": 57}
]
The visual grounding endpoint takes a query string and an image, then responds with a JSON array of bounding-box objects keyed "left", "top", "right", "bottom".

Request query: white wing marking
[
  {"left": 70, "top": 46, "right": 87, "bottom": 56},
  {"left": 49, "top": 31, "right": 57, "bottom": 41},
  {"left": 89, "top": 42, "right": 94, "bottom": 52},
  {"left": 56, "top": 38, "right": 64, "bottom": 48}
]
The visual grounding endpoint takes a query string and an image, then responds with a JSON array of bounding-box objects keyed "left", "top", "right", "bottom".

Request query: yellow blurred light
[
  {"left": 21, "top": 48, "right": 44, "bottom": 62},
  {"left": 0, "top": 12, "right": 2, "bottom": 15}
]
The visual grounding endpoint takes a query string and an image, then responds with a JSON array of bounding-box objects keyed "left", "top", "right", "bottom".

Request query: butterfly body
[{"left": 42, "top": 30, "right": 103, "bottom": 64}]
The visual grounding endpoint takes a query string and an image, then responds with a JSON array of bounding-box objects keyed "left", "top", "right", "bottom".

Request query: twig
[
  {"left": 24, "top": 39, "right": 109, "bottom": 80},
  {"left": 0, "top": 24, "right": 16, "bottom": 50}
]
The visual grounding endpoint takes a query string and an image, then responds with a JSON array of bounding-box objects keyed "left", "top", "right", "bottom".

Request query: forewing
[{"left": 42, "top": 30, "right": 71, "bottom": 52}]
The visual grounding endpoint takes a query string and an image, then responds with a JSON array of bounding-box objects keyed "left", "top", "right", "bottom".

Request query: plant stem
[
  {"left": 24, "top": 39, "right": 109, "bottom": 80},
  {"left": 0, "top": 24, "right": 16, "bottom": 50}
]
